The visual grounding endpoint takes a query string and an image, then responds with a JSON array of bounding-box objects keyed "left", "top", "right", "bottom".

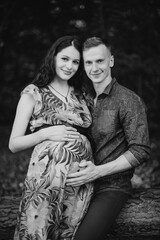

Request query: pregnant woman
[{"left": 9, "top": 36, "right": 93, "bottom": 240}]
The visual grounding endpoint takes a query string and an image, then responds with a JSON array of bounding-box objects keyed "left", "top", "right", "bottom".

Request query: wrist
[
  {"left": 96, "top": 165, "right": 104, "bottom": 179},
  {"left": 38, "top": 128, "right": 46, "bottom": 142}
]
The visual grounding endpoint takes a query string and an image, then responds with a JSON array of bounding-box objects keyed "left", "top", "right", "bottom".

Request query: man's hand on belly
[{"left": 66, "top": 160, "right": 100, "bottom": 186}]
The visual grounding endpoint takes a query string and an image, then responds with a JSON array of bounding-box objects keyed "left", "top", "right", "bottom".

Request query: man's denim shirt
[{"left": 89, "top": 78, "right": 151, "bottom": 194}]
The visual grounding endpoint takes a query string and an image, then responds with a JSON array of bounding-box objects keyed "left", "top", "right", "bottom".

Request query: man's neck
[{"left": 93, "top": 76, "right": 112, "bottom": 97}]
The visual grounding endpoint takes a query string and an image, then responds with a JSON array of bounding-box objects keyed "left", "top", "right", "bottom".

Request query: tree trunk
[
  {"left": 0, "top": 189, "right": 160, "bottom": 240},
  {"left": 0, "top": 197, "right": 20, "bottom": 240},
  {"left": 107, "top": 188, "right": 160, "bottom": 239}
]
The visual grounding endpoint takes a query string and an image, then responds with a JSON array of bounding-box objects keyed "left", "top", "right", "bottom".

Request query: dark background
[{"left": 0, "top": 0, "right": 160, "bottom": 196}]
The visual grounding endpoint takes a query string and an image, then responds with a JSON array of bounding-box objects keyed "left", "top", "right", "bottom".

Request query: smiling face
[
  {"left": 83, "top": 44, "right": 114, "bottom": 85},
  {"left": 54, "top": 45, "right": 80, "bottom": 81}
]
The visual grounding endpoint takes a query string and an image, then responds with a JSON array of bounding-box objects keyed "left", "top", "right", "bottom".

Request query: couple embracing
[{"left": 9, "top": 36, "right": 150, "bottom": 240}]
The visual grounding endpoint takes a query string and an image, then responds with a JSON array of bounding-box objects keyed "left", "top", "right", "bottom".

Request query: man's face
[{"left": 83, "top": 44, "right": 114, "bottom": 84}]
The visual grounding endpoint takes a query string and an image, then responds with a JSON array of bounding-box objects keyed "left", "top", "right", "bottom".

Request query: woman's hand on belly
[{"left": 40, "top": 125, "right": 80, "bottom": 142}]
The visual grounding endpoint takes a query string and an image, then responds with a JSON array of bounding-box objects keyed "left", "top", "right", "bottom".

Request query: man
[{"left": 66, "top": 37, "right": 151, "bottom": 240}]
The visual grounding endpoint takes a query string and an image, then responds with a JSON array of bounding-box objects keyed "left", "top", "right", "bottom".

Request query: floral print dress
[{"left": 14, "top": 84, "right": 93, "bottom": 240}]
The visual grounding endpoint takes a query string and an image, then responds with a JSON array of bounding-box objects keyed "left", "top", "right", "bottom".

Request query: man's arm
[
  {"left": 120, "top": 93, "right": 151, "bottom": 167},
  {"left": 67, "top": 92, "right": 151, "bottom": 187},
  {"left": 66, "top": 155, "right": 132, "bottom": 186}
]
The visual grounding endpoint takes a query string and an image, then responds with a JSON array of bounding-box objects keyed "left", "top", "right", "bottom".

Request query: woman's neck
[
  {"left": 50, "top": 77, "right": 69, "bottom": 90},
  {"left": 49, "top": 78, "right": 71, "bottom": 103}
]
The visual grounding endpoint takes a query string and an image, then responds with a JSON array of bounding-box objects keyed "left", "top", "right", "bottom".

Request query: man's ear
[{"left": 110, "top": 55, "right": 114, "bottom": 67}]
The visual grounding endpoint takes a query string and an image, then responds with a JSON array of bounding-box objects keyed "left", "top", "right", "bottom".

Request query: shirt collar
[{"left": 103, "top": 78, "right": 117, "bottom": 96}]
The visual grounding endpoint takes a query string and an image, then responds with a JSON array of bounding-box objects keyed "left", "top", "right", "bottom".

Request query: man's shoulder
[
  {"left": 115, "top": 81, "right": 142, "bottom": 101},
  {"left": 113, "top": 81, "right": 147, "bottom": 111}
]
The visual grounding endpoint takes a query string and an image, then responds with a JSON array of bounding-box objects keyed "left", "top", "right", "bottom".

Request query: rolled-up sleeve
[{"left": 120, "top": 94, "right": 151, "bottom": 167}]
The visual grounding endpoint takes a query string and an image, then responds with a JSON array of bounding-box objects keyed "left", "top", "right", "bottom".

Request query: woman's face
[{"left": 54, "top": 46, "right": 80, "bottom": 81}]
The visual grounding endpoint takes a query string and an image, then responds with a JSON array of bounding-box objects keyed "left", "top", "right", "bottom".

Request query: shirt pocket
[{"left": 97, "top": 110, "right": 116, "bottom": 134}]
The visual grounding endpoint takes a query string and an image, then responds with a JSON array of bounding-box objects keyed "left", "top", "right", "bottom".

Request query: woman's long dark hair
[{"left": 32, "top": 36, "right": 83, "bottom": 92}]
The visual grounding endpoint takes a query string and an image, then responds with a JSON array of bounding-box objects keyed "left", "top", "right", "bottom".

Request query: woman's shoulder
[
  {"left": 21, "top": 84, "right": 39, "bottom": 94},
  {"left": 21, "top": 84, "right": 42, "bottom": 102}
]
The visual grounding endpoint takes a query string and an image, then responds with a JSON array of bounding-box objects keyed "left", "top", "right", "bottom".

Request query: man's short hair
[{"left": 83, "top": 37, "right": 112, "bottom": 54}]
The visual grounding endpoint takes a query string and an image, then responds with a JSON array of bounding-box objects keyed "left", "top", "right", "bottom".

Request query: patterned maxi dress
[{"left": 14, "top": 84, "right": 93, "bottom": 240}]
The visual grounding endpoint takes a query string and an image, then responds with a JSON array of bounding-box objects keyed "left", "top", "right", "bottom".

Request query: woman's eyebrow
[
  {"left": 61, "top": 55, "right": 80, "bottom": 61},
  {"left": 61, "top": 55, "right": 69, "bottom": 57}
]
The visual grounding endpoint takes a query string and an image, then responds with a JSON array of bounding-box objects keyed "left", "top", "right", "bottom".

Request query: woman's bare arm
[{"left": 9, "top": 94, "right": 80, "bottom": 153}]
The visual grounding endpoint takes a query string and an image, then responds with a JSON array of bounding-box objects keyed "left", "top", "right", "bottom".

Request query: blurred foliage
[{"left": 0, "top": 0, "right": 160, "bottom": 195}]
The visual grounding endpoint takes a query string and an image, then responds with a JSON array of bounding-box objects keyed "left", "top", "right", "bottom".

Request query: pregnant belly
[
  {"left": 27, "top": 135, "right": 93, "bottom": 181},
  {"left": 32, "top": 134, "right": 92, "bottom": 160}
]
